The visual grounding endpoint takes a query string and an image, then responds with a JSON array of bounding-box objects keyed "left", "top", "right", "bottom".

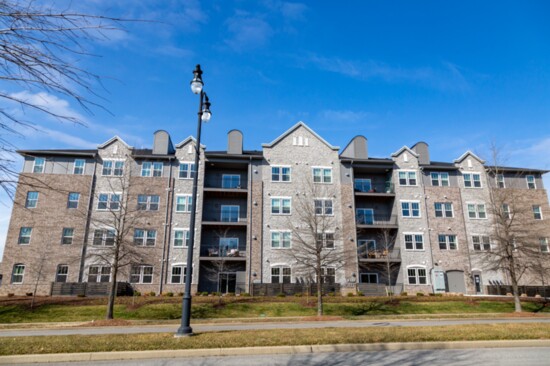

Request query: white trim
[
  {"left": 526, "top": 175, "right": 537, "bottom": 189},
  {"left": 454, "top": 150, "right": 485, "bottom": 164},
  {"left": 97, "top": 135, "right": 133, "bottom": 149},
  {"left": 466, "top": 202, "right": 487, "bottom": 219},
  {"left": 173, "top": 228, "right": 190, "bottom": 248},
  {"left": 73, "top": 159, "right": 86, "bottom": 175},
  {"left": 175, "top": 194, "right": 192, "bottom": 213},
  {"left": 400, "top": 200, "right": 422, "bottom": 218},
  {"left": 270, "top": 165, "right": 292, "bottom": 183},
  {"left": 397, "top": 169, "right": 418, "bottom": 186},
  {"left": 271, "top": 196, "right": 292, "bottom": 215},
  {"left": 312, "top": 166, "right": 333, "bottom": 184},
  {"left": 32, "top": 157, "right": 45, "bottom": 174},
  {"left": 391, "top": 146, "right": 419, "bottom": 158},
  {"left": 270, "top": 230, "right": 292, "bottom": 249},
  {"left": 462, "top": 172, "right": 483, "bottom": 188},
  {"left": 403, "top": 232, "right": 425, "bottom": 251},
  {"left": 261, "top": 121, "right": 339, "bottom": 150}
]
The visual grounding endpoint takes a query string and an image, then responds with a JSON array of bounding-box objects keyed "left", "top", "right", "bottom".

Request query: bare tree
[
  {"left": 0, "top": 0, "right": 128, "bottom": 195},
  {"left": 377, "top": 228, "right": 399, "bottom": 298},
  {"left": 282, "top": 177, "right": 351, "bottom": 316},
  {"left": 85, "top": 174, "right": 148, "bottom": 319}
]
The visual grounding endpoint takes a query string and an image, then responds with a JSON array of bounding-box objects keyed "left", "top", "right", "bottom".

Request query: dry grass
[{"left": 1, "top": 323, "right": 549, "bottom": 355}]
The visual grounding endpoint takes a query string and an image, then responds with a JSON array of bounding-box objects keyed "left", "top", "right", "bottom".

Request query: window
[
  {"left": 438, "top": 234, "right": 457, "bottom": 250},
  {"left": 102, "top": 160, "right": 124, "bottom": 176},
  {"left": 316, "top": 232, "right": 335, "bottom": 249},
  {"left": 271, "top": 267, "right": 291, "bottom": 284},
  {"left": 540, "top": 238, "right": 549, "bottom": 253},
  {"left": 97, "top": 193, "right": 120, "bottom": 210},
  {"left": 25, "top": 191, "right": 38, "bottom": 208},
  {"left": 152, "top": 162, "right": 163, "bottom": 177},
  {"left": 271, "top": 166, "right": 291, "bottom": 182},
  {"left": 356, "top": 208, "right": 374, "bottom": 225},
  {"left": 526, "top": 175, "right": 536, "bottom": 189},
  {"left": 173, "top": 229, "right": 190, "bottom": 247},
  {"left": 33, "top": 157, "right": 45, "bottom": 173},
  {"left": 271, "top": 231, "right": 291, "bottom": 248},
  {"left": 18, "top": 227, "right": 32, "bottom": 244},
  {"left": 463, "top": 173, "right": 482, "bottom": 188},
  {"left": 314, "top": 199, "right": 333, "bottom": 215},
  {"left": 134, "top": 229, "right": 156, "bottom": 246},
  {"left": 130, "top": 265, "right": 153, "bottom": 284},
  {"left": 141, "top": 162, "right": 152, "bottom": 177},
  {"left": 62, "top": 228, "right": 74, "bottom": 245},
  {"left": 221, "top": 205, "right": 240, "bottom": 222},
  {"left": 434, "top": 202, "right": 453, "bottom": 218},
  {"left": 137, "top": 195, "right": 160, "bottom": 211},
  {"left": 73, "top": 159, "right": 85, "bottom": 175},
  {"left": 361, "top": 273, "right": 378, "bottom": 284},
  {"left": 222, "top": 174, "right": 241, "bottom": 188},
  {"left": 407, "top": 267, "right": 427, "bottom": 285},
  {"left": 467, "top": 203, "right": 487, "bottom": 219},
  {"left": 219, "top": 238, "right": 239, "bottom": 256},
  {"left": 401, "top": 201, "right": 421, "bottom": 218},
  {"left": 533, "top": 205, "right": 543, "bottom": 220},
  {"left": 67, "top": 192, "right": 80, "bottom": 209},
  {"left": 55, "top": 265, "right": 69, "bottom": 283},
  {"left": 321, "top": 267, "right": 336, "bottom": 284},
  {"left": 92, "top": 229, "right": 115, "bottom": 246},
  {"left": 354, "top": 179, "right": 372, "bottom": 192},
  {"left": 404, "top": 234, "right": 424, "bottom": 250},
  {"left": 502, "top": 204, "right": 511, "bottom": 219},
  {"left": 171, "top": 266, "right": 186, "bottom": 284},
  {"left": 473, "top": 235, "right": 491, "bottom": 251},
  {"left": 175, "top": 195, "right": 192, "bottom": 212},
  {"left": 271, "top": 197, "right": 291, "bottom": 215},
  {"left": 11, "top": 264, "right": 25, "bottom": 284},
  {"left": 313, "top": 167, "right": 332, "bottom": 183},
  {"left": 398, "top": 171, "right": 417, "bottom": 186},
  {"left": 178, "top": 162, "right": 196, "bottom": 179},
  {"left": 431, "top": 172, "right": 449, "bottom": 187},
  {"left": 496, "top": 174, "right": 505, "bottom": 188},
  {"left": 88, "top": 266, "right": 111, "bottom": 282}
]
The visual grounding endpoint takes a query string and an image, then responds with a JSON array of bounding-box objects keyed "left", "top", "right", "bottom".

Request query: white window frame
[
  {"left": 526, "top": 175, "right": 536, "bottom": 189},
  {"left": 312, "top": 167, "right": 333, "bottom": 184},
  {"left": 87, "top": 266, "right": 111, "bottom": 283},
  {"left": 314, "top": 198, "right": 333, "bottom": 216},
  {"left": 73, "top": 159, "right": 85, "bottom": 175},
  {"left": 133, "top": 229, "right": 156, "bottom": 246},
  {"left": 130, "top": 265, "right": 153, "bottom": 284},
  {"left": 404, "top": 232, "right": 424, "bottom": 251},
  {"left": 55, "top": 264, "right": 69, "bottom": 283},
  {"left": 533, "top": 205, "right": 543, "bottom": 220},
  {"left": 137, "top": 194, "right": 160, "bottom": 211},
  {"left": 398, "top": 170, "right": 417, "bottom": 186},
  {"left": 141, "top": 162, "right": 152, "bottom": 177},
  {"left": 25, "top": 191, "right": 39, "bottom": 208},
  {"left": 321, "top": 267, "right": 336, "bottom": 284},
  {"left": 170, "top": 265, "right": 187, "bottom": 284},
  {"left": 92, "top": 229, "right": 115, "bottom": 246},
  {"left": 271, "top": 197, "right": 292, "bottom": 215},
  {"left": 18, "top": 227, "right": 32, "bottom": 245},
  {"left": 178, "top": 161, "right": 196, "bottom": 179},
  {"left": 222, "top": 174, "right": 241, "bottom": 189},
  {"left": 101, "top": 160, "right": 124, "bottom": 176},
  {"left": 438, "top": 234, "right": 457, "bottom": 250},
  {"left": 467, "top": 203, "right": 487, "bottom": 219},
  {"left": 61, "top": 228, "right": 74, "bottom": 245},
  {"left": 407, "top": 266, "right": 428, "bottom": 285},
  {"left": 33, "top": 157, "right": 45, "bottom": 173},
  {"left": 472, "top": 235, "right": 492, "bottom": 251},
  {"left": 463, "top": 172, "right": 482, "bottom": 188},
  {"left": 430, "top": 172, "right": 449, "bottom": 187},
  {"left": 401, "top": 200, "right": 421, "bottom": 218},
  {"left": 12, "top": 264, "right": 25, "bottom": 284},
  {"left": 316, "top": 231, "right": 335, "bottom": 249},
  {"left": 173, "top": 229, "right": 190, "bottom": 248},
  {"left": 271, "top": 266, "right": 291, "bottom": 284},
  {"left": 96, "top": 193, "right": 121, "bottom": 211},
  {"left": 175, "top": 195, "right": 192, "bottom": 213},
  {"left": 496, "top": 174, "right": 505, "bottom": 188},
  {"left": 152, "top": 162, "right": 163, "bottom": 177},
  {"left": 67, "top": 192, "right": 80, "bottom": 209},
  {"left": 434, "top": 202, "right": 453, "bottom": 218},
  {"left": 540, "top": 238, "right": 549, "bottom": 253},
  {"left": 271, "top": 165, "right": 292, "bottom": 182},
  {"left": 502, "top": 204, "right": 511, "bottom": 219},
  {"left": 271, "top": 230, "right": 291, "bottom": 249}
]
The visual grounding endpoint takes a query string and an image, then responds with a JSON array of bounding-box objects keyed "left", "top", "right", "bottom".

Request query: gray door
[{"left": 447, "top": 270, "right": 466, "bottom": 293}]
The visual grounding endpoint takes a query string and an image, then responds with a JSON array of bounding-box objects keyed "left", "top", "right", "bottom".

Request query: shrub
[
  {"left": 276, "top": 293, "right": 286, "bottom": 298},
  {"left": 400, "top": 292, "right": 408, "bottom": 296},
  {"left": 7, "top": 293, "right": 14, "bottom": 297},
  {"left": 149, "top": 291, "right": 156, "bottom": 297},
  {"left": 429, "top": 293, "right": 435, "bottom": 296},
  {"left": 416, "top": 292, "right": 425, "bottom": 297},
  {"left": 356, "top": 291, "right": 364, "bottom": 296},
  {"left": 241, "top": 292, "right": 251, "bottom": 297},
  {"left": 327, "top": 292, "right": 336, "bottom": 297},
  {"left": 387, "top": 292, "right": 394, "bottom": 296},
  {"left": 435, "top": 293, "right": 443, "bottom": 297},
  {"left": 226, "top": 292, "right": 235, "bottom": 296},
  {"left": 201, "top": 292, "right": 209, "bottom": 296},
  {"left": 347, "top": 292, "right": 355, "bottom": 297},
  {"left": 164, "top": 292, "right": 174, "bottom": 297},
  {"left": 177, "top": 292, "right": 184, "bottom": 297},
  {"left": 26, "top": 292, "right": 33, "bottom": 297},
  {"left": 294, "top": 293, "right": 303, "bottom": 297},
  {"left": 77, "top": 294, "right": 86, "bottom": 298},
  {"left": 134, "top": 291, "right": 141, "bottom": 296}
]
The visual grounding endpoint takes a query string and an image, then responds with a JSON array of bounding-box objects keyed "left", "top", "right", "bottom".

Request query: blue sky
[{"left": 1, "top": 0, "right": 550, "bottom": 257}]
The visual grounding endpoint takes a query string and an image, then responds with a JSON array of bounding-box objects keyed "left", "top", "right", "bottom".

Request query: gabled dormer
[{"left": 261, "top": 121, "right": 339, "bottom": 151}]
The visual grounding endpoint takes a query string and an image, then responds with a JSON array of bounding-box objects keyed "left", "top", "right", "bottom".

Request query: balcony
[
  {"left": 354, "top": 180, "right": 395, "bottom": 196},
  {"left": 357, "top": 248, "right": 401, "bottom": 262},
  {"left": 200, "top": 246, "right": 247, "bottom": 261},
  {"left": 202, "top": 209, "right": 247, "bottom": 226},
  {"left": 203, "top": 177, "right": 248, "bottom": 197},
  {"left": 355, "top": 213, "right": 398, "bottom": 229}
]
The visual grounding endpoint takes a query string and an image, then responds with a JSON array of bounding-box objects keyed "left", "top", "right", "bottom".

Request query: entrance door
[
  {"left": 447, "top": 270, "right": 466, "bottom": 293},
  {"left": 473, "top": 273, "right": 483, "bottom": 294},
  {"left": 219, "top": 272, "right": 237, "bottom": 293}
]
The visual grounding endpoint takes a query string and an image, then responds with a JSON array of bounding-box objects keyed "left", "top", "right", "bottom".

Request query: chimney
[
  {"left": 412, "top": 142, "right": 430, "bottom": 165},
  {"left": 152, "top": 130, "right": 175, "bottom": 155},
  {"left": 341, "top": 135, "right": 368, "bottom": 159},
  {"left": 227, "top": 130, "right": 243, "bottom": 155}
]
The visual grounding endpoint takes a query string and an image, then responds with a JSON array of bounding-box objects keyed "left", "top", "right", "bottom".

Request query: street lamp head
[
  {"left": 190, "top": 64, "right": 203, "bottom": 94},
  {"left": 201, "top": 94, "right": 212, "bottom": 122}
]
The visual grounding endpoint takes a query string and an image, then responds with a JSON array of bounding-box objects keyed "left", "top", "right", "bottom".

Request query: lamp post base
[{"left": 175, "top": 326, "right": 194, "bottom": 337}]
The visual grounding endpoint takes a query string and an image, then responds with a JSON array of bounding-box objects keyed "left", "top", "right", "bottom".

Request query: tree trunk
[
  {"left": 106, "top": 266, "right": 118, "bottom": 319},
  {"left": 509, "top": 256, "right": 522, "bottom": 313},
  {"left": 316, "top": 262, "right": 323, "bottom": 316}
]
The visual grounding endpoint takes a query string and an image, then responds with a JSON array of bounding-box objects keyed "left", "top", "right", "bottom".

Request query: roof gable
[
  {"left": 391, "top": 146, "right": 419, "bottom": 158},
  {"left": 261, "top": 121, "right": 339, "bottom": 150},
  {"left": 175, "top": 136, "right": 206, "bottom": 149},
  {"left": 97, "top": 136, "right": 132, "bottom": 149},
  {"left": 454, "top": 150, "right": 485, "bottom": 164}
]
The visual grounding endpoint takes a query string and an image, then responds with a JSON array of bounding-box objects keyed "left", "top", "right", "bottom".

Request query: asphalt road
[
  {"left": 11, "top": 347, "right": 550, "bottom": 366},
  {"left": 1, "top": 318, "right": 549, "bottom": 337}
]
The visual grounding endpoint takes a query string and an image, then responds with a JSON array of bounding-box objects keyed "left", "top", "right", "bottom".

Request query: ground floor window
[
  {"left": 171, "top": 266, "right": 186, "bottom": 284},
  {"left": 12, "top": 264, "right": 25, "bottom": 284},
  {"left": 360, "top": 273, "right": 378, "bottom": 284},
  {"left": 271, "top": 266, "right": 291, "bottom": 283},
  {"left": 130, "top": 265, "right": 153, "bottom": 284},
  {"left": 407, "top": 267, "right": 427, "bottom": 285},
  {"left": 321, "top": 267, "right": 336, "bottom": 284},
  {"left": 55, "top": 265, "right": 69, "bottom": 283},
  {"left": 88, "top": 266, "right": 111, "bottom": 283}
]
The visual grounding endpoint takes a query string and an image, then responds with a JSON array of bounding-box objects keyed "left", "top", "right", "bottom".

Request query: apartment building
[{"left": 1, "top": 122, "right": 549, "bottom": 296}]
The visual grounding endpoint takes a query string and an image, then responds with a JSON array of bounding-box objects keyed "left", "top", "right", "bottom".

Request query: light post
[{"left": 176, "top": 64, "right": 211, "bottom": 337}]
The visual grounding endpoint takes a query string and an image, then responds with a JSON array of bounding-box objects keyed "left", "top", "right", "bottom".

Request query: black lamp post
[{"left": 176, "top": 64, "right": 211, "bottom": 337}]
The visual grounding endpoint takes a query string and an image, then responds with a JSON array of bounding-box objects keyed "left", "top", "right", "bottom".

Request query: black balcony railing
[
  {"left": 204, "top": 177, "right": 248, "bottom": 190},
  {"left": 354, "top": 181, "right": 394, "bottom": 194},
  {"left": 357, "top": 247, "right": 401, "bottom": 260},
  {"left": 355, "top": 214, "right": 398, "bottom": 227},
  {"left": 200, "top": 246, "right": 247, "bottom": 258},
  {"left": 202, "top": 209, "right": 247, "bottom": 223}
]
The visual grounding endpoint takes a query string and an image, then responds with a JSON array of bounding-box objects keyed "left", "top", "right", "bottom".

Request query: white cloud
[
  {"left": 225, "top": 12, "right": 273, "bottom": 51},
  {"left": 8, "top": 91, "right": 88, "bottom": 124},
  {"left": 154, "top": 45, "right": 194, "bottom": 58}
]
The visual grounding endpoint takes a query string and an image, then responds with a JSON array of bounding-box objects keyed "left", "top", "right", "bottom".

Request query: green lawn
[
  {"left": 1, "top": 323, "right": 549, "bottom": 355},
  {"left": 0, "top": 296, "right": 547, "bottom": 323}
]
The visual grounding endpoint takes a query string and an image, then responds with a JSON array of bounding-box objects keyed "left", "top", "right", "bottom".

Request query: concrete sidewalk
[{"left": 1, "top": 340, "right": 549, "bottom": 364}]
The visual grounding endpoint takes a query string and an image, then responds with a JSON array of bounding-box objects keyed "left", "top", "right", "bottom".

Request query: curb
[{"left": 1, "top": 340, "right": 549, "bottom": 364}]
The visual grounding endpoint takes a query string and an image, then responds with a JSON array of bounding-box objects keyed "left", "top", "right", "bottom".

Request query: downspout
[
  {"left": 247, "top": 157, "right": 253, "bottom": 294},
  {"left": 349, "top": 161, "right": 360, "bottom": 292},
  {"left": 159, "top": 157, "right": 174, "bottom": 295},
  {"left": 422, "top": 175, "right": 436, "bottom": 294},
  {"left": 78, "top": 156, "right": 98, "bottom": 282},
  {"left": 458, "top": 185, "right": 475, "bottom": 294}
]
